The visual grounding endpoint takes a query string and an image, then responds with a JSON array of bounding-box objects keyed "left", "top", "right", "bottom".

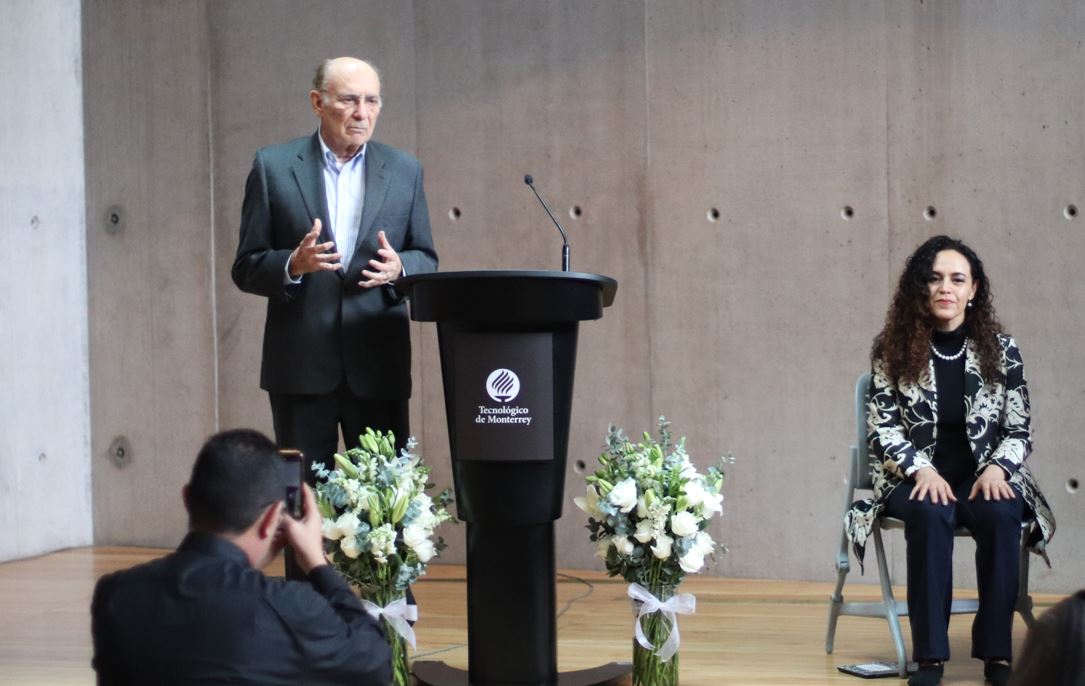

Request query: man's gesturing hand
[
  {"left": 360, "top": 231, "right": 403, "bottom": 288},
  {"left": 288, "top": 219, "right": 342, "bottom": 277}
]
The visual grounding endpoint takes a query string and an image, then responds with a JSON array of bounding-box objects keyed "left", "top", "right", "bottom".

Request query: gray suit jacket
[{"left": 232, "top": 133, "right": 437, "bottom": 398}]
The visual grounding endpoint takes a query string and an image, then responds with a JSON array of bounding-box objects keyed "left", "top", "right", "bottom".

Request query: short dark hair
[
  {"left": 1012, "top": 589, "right": 1085, "bottom": 686},
  {"left": 186, "top": 429, "right": 283, "bottom": 534}
]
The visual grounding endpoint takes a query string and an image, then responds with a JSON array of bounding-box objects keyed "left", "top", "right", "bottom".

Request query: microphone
[{"left": 523, "top": 174, "right": 570, "bottom": 272}]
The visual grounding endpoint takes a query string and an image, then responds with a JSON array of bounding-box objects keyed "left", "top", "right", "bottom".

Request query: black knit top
[{"left": 931, "top": 325, "right": 974, "bottom": 484}]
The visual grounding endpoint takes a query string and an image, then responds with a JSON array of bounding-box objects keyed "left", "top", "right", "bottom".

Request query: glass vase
[
  {"left": 632, "top": 582, "right": 680, "bottom": 686},
  {"left": 368, "top": 588, "right": 411, "bottom": 686},
  {"left": 384, "top": 619, "right": 410, "bottom": 686}
]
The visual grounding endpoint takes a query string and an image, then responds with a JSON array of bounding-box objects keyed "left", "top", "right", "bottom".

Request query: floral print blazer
[{"left": 845, "top": 334, "right": 1055, "bottom": 564}]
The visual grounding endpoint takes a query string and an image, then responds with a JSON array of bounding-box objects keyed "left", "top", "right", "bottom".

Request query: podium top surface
[{"left": 395, "top": 270, "right": 617, "bottom": 324}]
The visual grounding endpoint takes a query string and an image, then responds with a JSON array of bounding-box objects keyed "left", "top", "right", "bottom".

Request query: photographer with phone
[{"left": 91, "top": 429, "right": 391, "bottom": 685}]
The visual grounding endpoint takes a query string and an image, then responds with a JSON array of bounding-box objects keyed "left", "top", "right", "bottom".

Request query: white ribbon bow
[
  {"left": 628, "top": 582, "right": 696, "bottom": 662},
  {"left": 361, "top": 597, "right": 418, "bottom": 648}
]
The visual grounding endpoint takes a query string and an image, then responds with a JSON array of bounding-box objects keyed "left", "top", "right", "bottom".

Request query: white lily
[{"left": 573, "top": 485, "right": 601, "bottom": 516}]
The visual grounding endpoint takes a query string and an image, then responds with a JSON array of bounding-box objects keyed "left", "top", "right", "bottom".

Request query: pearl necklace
[{"left": 931, "top": 338, "right": 967, "bottom": 361}]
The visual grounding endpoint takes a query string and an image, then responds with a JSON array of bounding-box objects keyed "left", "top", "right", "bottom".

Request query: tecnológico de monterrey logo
[{"left": 486, "top": 368, "right": 520, "bottom": 403}]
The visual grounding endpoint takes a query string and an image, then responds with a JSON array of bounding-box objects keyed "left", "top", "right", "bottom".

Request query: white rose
[
  {"left": 340, "top": 535, "right": 362, "bottom": 559},
  {"left": 633, "top": 519, "right": 655, "bottom": 544},
  {"left": 413, "top": 538, "right": 436, "bottom": 563},
  {"left": 573, "top": 485, "right": 601, "bottom": 517},
  {"left": 608, "top": 477, "right": 638, "bottom": 513},
  {"left": 678, "top": 546, "right": 705, "bottom": 573},
  {"left": 322, "top": 517, "right": 343, "bottom": 541},
  {"left": 670, "top": 510, "right": 699, "bottom": 538},
  {"left": 612, "top": 535, "right": 635, "bottom": 556},
  {"left": 412, "top": 508, "right": 437, "bottom": 531},
  {"left": 335, "top": 512, "right": 361, "bottom": 539},
  {"left": 403, "top": 524, "right": 428, "bottom": 549},
  {"left": 651, "top": 533, "right": 673, "bottom": 560}
]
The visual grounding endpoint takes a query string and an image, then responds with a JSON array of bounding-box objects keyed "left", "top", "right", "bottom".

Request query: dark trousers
[
  {"left": 885, "top": 476, "right": 1024, "bottom": 663},
  {"left": 270, "top": 380, "right": 410, "bottom": 580}
]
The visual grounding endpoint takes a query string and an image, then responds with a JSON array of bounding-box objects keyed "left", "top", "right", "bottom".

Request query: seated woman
[{"left": 845, "top": 235, "right": 1055, "bottom": 686}]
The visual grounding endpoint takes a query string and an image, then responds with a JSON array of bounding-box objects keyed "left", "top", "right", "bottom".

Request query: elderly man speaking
[{"left": 232, "top": 57, "right": 438, "bottom": 580}]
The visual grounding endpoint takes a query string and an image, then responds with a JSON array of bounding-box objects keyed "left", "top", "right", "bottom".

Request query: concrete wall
[
  {"left": 0, "top": 0, "right": 92, "bottom": 562},
  {"left": 83, "top": 1, "right": 215, "bottom": 546},
  {"left": 77, "top": 1, "right": 1083, "bottom": 592}
]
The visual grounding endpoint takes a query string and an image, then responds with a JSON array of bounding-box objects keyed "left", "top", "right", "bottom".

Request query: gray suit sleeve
[
  {"left": 397, "top": 159, "right": 438, "bottom": 277},
  {"left": 232, "top": 151, "right": 299, "bottom": 300}
]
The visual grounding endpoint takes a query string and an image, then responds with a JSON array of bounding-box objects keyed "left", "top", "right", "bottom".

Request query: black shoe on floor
[
  {"left": 908, "top": 662, "right": 943, "bottom": 686},
  {"left": 984, "top": 660, "right": 1012, "bottom": 686}
]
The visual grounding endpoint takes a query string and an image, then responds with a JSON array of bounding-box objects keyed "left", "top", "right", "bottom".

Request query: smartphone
[{"left": 279, "top": 449, "right": 304, "bottom": 519}]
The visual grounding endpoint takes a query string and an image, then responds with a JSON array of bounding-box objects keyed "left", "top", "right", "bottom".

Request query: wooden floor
[{"left": 0, "top": 547, "right": 1060, "bottom": 685}]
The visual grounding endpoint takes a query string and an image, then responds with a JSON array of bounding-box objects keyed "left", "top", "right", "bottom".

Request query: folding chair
[{"left": 825, "top": 373, "right": 1036, "bottom": 677}]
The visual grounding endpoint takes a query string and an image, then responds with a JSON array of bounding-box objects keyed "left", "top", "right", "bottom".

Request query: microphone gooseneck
[{"left": 523, "top": 174, "right": 570, "bottom": 272}]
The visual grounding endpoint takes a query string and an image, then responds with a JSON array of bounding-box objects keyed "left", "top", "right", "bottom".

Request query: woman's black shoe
[
  {"left": 908, "top": 661, "right": 943, "bottom": 686},
  {"left": 984, "top": 660, "right": 1012, "bottom": 686}
]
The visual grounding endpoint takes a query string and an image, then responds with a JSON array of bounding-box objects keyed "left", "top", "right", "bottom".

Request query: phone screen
[{"left": 279, "top": 449, "right": 304, "bottom": 519}]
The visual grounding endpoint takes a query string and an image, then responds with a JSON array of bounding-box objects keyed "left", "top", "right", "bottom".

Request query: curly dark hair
[{"left": 872, "top": 235, "right": 1004, "bottom": 384}]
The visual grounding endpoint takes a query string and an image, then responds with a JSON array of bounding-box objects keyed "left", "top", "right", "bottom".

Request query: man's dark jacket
[
  {"left": 91, "top": 533, "right": 391, "bottom": 685},
  {"left": 231, "top": 134, "right": 438, "bottom": 399}
]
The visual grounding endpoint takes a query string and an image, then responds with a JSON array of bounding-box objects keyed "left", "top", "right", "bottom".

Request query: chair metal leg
[
  {"left": 826, "top": 590, "right": 842, "bottom": 653},
  {"left": 1016, "top": 525, "right": 1036, "bottom": 627},
  {"left": 874, "top": 525, "right": 908, "bottom": 678},
  {"left": 826, "top": 528, "right": 851, "bottom": 654}
]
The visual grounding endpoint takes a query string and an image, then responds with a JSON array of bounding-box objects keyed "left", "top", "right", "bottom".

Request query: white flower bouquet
[
  {"left": 575, "top": 417, "right": 729, "bottom": 686},
  {"left": 313, "top": 428, "right": 454, "bottom": 686}
]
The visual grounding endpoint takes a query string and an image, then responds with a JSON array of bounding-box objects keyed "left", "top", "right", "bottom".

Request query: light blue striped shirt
[{"left": 318, "top": 133, "right": 367, "bottom": 271}]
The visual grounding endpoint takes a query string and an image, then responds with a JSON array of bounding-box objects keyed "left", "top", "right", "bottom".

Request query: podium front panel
[
  {"left": 451, "top": 332, "right": 555, "bottom": 462},
  {"left": 437, "top": 321, "right": 577, "bottom": 525}
]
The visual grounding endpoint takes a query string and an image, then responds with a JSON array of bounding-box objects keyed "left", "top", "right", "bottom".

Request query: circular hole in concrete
[
  {"left": 707, "top": 207, "right": 721, "bottom": 222},
  {"left": 1067, "top": 478, "right": 1079, "bottom": 494},
  {"left": 569, "top": 205, "right": 582, "bottom": 219},
  {"left": 574, "top": 459, "right": 587, "bottom": 474},
  {"left": 924, "top": 206, "right": 937, "bottom": 221},
  {"left": 30, "top": 215, "right": 40, "bottom": 230},
  {"left": 841, "top": 206, "right": 854, "bottom": 220},
  {"left": 1064, "top": 204, "right": 1078, "bottom": 220},
  {"left": 448, "top": 207, "right": 461, "bottom": 221},
  {"left": 38, "top": 452, "right": 46, "bottom": 462}
]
